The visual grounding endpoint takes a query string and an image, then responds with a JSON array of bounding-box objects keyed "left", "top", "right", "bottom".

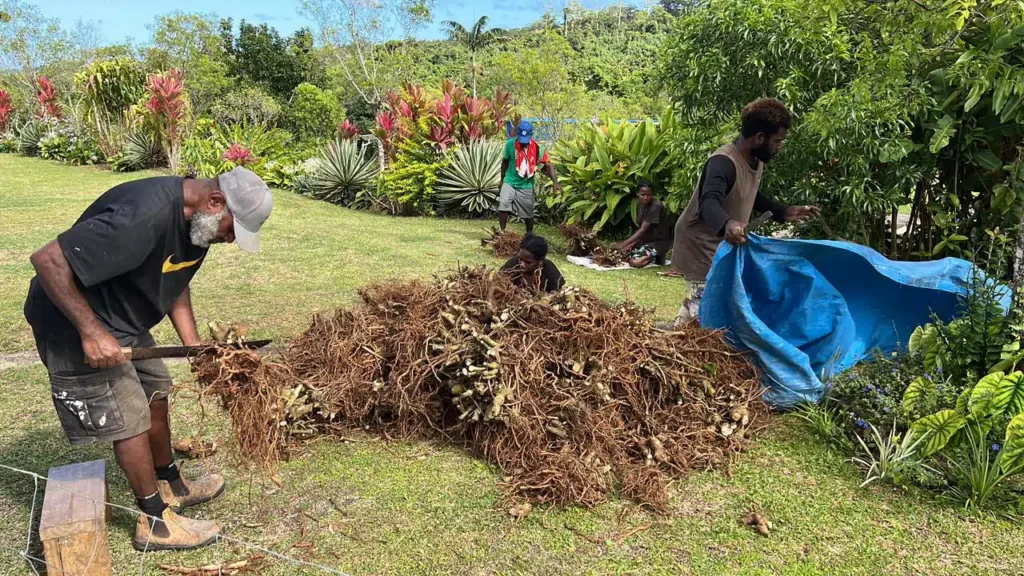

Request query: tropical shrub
[
  {"left": 828, "top": 350, "right": 920, "bottom": 438},
  {"left": 436, "top": 139, "right": 502, "bottom": 215},
  {"left": 180, "top": 118, "right": 292, "bottom": 178},
  {"left": 303, "top": 139, "right": 379, "bottom": 206},
  {"left": 111, "top": 130, "right": 163, "bottom": 172},
  {"left": 143, "top": 69, "right": 189, "bottom": 172},
  {"left": 210, "top": 87, "right": 282, "bottom": 128},
  {"left": 377, "top": 150, "right": 448, "bottom": 215},
  {"left": 75, "top": 58, "right": 146, "bottom": 158},
  {"left": 36, "top": 76, "right": 62, "bottom": 119},
  {"left": 16, "top": 120, "right": 48, "bottom": 156},
  {"left": 283, "top": 83, "right": 345, "bottom": 143},
  {"left": 907, "top": 241, "right": 1016, "bottom": 388},
  {"left": 0, "top": 88, "right": 14, "bottom": 133},
  {"left": 372, "top": 81, "right": 508, "bottom": 164},
  {"left": 549, "top": 112, "right": 678, "bottom": 233},
  {"left": 38, "top": 120, "right": 102, "bottom": 165},
  {"left": 0, "top": 132, "right": 16, "bottom": 153}
]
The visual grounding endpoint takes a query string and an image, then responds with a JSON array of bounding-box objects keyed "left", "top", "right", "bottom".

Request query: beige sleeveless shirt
[{"left": 670, "top": 143, "right": 763, "bottom": 281}]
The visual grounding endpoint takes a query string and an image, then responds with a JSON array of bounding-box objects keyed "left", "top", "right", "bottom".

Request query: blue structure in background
[
  {"left": 505, "top": 118, "right": 646, "bottom": 142},
  {"left": 699, "top": 235, "right": 1010, "bottom": 408}
]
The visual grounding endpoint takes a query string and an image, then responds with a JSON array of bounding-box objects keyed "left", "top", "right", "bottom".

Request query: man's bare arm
[
  {"left": 543, "top": 163, "right": 561, "bottom": 190},
  {"left": 500, "top": 158, "right": 509, "bottom": 181},
  {"left": 30, "top": 240, "right": 126, "bottom": 368},
  {"left": 168, "top": 287, "right": 201, "bottom": 346}
]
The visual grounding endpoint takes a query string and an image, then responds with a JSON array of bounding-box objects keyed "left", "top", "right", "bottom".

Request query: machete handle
[{"left": 120, "top": 347, "right": 134, "bottom": 360}]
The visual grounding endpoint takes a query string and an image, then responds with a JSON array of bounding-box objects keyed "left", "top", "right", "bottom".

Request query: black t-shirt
[
  {"left": 24, "top": 176, "right": 207, "bottom": 340},
  {"left": 636, "top": 198, "right": 672, "bottom": 245},
  {"left": 500, "top": 257, "right": 566, "bottom": 293}
]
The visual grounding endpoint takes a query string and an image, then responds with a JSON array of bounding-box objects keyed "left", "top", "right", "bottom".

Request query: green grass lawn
[{"left": 1, "top": 155, "right": 1022, "bottom": 575}]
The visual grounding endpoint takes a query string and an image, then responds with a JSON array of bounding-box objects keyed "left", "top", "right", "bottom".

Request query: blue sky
[{"left": 34, "top": 0, "right": 643, "bottom": 45}]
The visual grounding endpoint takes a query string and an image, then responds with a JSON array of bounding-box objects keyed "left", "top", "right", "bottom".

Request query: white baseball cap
[{"left": 218, "top": 167, "right": 273, "bottom": 253}]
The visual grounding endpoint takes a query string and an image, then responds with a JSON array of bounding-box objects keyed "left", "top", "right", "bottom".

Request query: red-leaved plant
[
  {"left": 36, "top": 76, "right": 63, "bottom": 119},
  {"left": 372, "top": 111, "right": 398, "bottom": 161},
  {"left": 223, "top": 143, "right": 255, "bottom": 166},
  {"left": 144, "top": 69, "right": 187, "bottom": 171},
  {"left": 0, "top": 89, "right": 13, "bottom": 132},
  {"left": 337, "top": 119, "right": 360, "bottom": 140},
  {"left": 373, "top": 80, "right": 509, "bottom": 165}
]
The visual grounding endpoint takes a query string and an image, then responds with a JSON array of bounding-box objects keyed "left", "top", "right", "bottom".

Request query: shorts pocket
[{"left": 50, "top": 369, "right": 127, "bottom": 438}]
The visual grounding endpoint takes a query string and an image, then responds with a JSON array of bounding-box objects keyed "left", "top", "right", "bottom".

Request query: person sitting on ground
[
  {"left": 612, "top": 182, "right": 673, "bottom": 268},
  {"left": 500, "top": 235, "right": 566, "bottom": 293},
  {"left": 665, "top": 98, "right": 820, "bottom": 324},
  {"left": 24, "top": 167, "right": 273, "bottom": 552},
  {"left": 498, "top": 119, "right": 562, "bottom": 236}
]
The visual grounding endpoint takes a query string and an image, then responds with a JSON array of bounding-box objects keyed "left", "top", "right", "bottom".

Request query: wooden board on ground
[{"left": 39, "top": 459, "right": 113, "bottom": 576}]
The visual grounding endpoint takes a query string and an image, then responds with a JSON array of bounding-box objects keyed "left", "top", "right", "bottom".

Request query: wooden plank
[
  {"left": 43, "top": 531, "right": 112, "bottom": 576},
  {"left": 39, "top": 460, "right": 109, "bottom": 542},
  {"left": 39, "top": 459, "right": 112, "bottom": 576}
]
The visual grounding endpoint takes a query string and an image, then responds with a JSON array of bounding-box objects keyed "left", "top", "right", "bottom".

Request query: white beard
[{"left": 190, "top": 208, "right": 226, "bottom": 248}]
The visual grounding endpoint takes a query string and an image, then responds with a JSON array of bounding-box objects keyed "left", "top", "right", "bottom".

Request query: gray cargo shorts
[
  {"left": 33, "top": 330, "right": 173, "bottom": 445},
  {"left": 498, "top": 183, "right": 535, "bottom": 219}
]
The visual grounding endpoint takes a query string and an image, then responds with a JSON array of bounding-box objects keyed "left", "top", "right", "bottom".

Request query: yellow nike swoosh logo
[{"left": 162, "top": 255, "right": 203, "bottom": 274}]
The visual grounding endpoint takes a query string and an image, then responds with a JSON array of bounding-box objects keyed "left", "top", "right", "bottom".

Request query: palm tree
[{"left": 441, "top": 16, "right": 505, "bottom": 98}]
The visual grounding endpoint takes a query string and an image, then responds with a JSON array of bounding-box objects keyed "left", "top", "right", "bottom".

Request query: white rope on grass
[{"left": 0, "top": 463, "right": 352, "bottom": 576}]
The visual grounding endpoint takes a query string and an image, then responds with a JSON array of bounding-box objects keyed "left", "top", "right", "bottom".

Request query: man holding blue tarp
[{"left": 667, "top": 98, "right": 819, "bottom": 325}]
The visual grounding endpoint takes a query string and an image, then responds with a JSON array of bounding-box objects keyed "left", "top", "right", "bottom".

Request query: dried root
[{"left": 194, "top": 266, "right": 767, "bottom": 512}]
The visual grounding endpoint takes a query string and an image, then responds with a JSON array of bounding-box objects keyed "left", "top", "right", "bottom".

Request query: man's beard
[
  {"left": 190, "top": 208, "right": 226, "bottom": 248},
  {"left": 754, "top": 142, "right": 775, "bottom": 163}
]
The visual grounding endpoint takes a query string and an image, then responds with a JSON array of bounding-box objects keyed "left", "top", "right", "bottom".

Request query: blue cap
[{"left": 517, "top": 120, "right": 533, "bottom": 144}]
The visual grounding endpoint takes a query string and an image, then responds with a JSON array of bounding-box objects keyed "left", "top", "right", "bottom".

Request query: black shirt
[
  {"left": 696, "top": 155, "right": 788, "bottom": 234},
  {"left": 500, "top": 257, "right": 566, "bottom": 293},
  {"left": 24, "top": 176, "right": 207, "bottom": 340},
  {"left": 636, "top": 198, "right": 672, "bottom": 245}
]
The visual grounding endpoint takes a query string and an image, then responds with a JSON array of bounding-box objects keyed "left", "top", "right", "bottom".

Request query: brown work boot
[
  {"left": 158, "top": 473, "right": 226, "bottom": 511},
  {"left": 133, "top": 507, "right": 220, "bottom": 551}
]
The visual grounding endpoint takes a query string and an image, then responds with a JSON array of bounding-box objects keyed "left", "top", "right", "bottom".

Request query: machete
[
  {"left": 121, "top": 339, "right": 272, "bottom": 361},
  {"left": 744, "top": 211, "right": 774, "bottom": 237}
]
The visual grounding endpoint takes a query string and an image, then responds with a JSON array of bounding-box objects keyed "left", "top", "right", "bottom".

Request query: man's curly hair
[{"left": 741, "top": 98, "right": 791, "bottom": 138}]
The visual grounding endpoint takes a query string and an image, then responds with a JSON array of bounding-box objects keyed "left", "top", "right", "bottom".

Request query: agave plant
[
  {"left": 436, "top": 140, "right": 502, "bottom": 215},
  {"left": 17, "top": 120, "right": 47, "bottom": 155},
  {"left": 111, "top": 130, "right": 163, "bottom": 172},
  {"left": 304, "top": 139, "right": 380, "bottom": 206}
]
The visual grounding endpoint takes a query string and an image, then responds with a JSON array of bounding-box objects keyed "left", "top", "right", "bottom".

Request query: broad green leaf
[
  {"left": 999, "top": 413, "right": 1024, "bottom": 475},
  {"left": 929, "top": 116, "right": 956, "bottom": 154},
  {"left": 964, "top": 84, "right": 984, "bottom": 113},
  {"left": 991, "top": 348, "right": 1024, "bottom": 374},
  {"left": 902, "top": 376, "right": 937, "bottom": 414},
  {"left": 992, "top": 79, "right": 1011, "bottom": 114},
  {"left": 956, "top": 387, "right": 971, "bottom": 415},
  {"left": 993, "top": 371, "right": 1024, "bottom": 416},
  {"left": 908, "top": 325, "right": 927, "bottom": 353},
  {"left": 972, "top": 149, "right": 1001, "bottom": 171},
  {"left": 991, "top": 184, "right": 1016, "bottom": 215},
  {"left": 1000, "top": 94, "right": 1022, "bottom": 123},
  {"left": 969, "top": 371, "right": 1004, "bottom": 419},
  {"left": 912, "top": 410, "right": 966, "bottom": 457}
]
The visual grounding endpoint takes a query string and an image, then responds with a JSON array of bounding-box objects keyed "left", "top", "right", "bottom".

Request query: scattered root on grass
[
  {"left": 481, "top": 227, "right": 523, "bottom": 259},
  {"left": 193, "top": 266, "right": 767, "bottom": 512}
]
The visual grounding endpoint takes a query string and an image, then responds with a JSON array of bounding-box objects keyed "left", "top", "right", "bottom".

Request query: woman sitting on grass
[
  {"left": 500, "top": 235, "right": 565, "bottom": 293},
  {"left": 612, "top": 182, "right": 673, "bottom": 268}
]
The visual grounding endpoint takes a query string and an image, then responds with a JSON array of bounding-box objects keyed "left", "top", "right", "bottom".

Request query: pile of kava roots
[
  {"left": 193, "top": 266, "right": 766, "bottom": 511},
  {"left": 560, "top": 224, "right": 627, "bottom": 266}
]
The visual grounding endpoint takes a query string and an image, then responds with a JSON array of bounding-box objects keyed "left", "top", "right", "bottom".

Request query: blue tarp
[{"left": 699, "top": 235, "right": 1006, "bottom": 408}]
